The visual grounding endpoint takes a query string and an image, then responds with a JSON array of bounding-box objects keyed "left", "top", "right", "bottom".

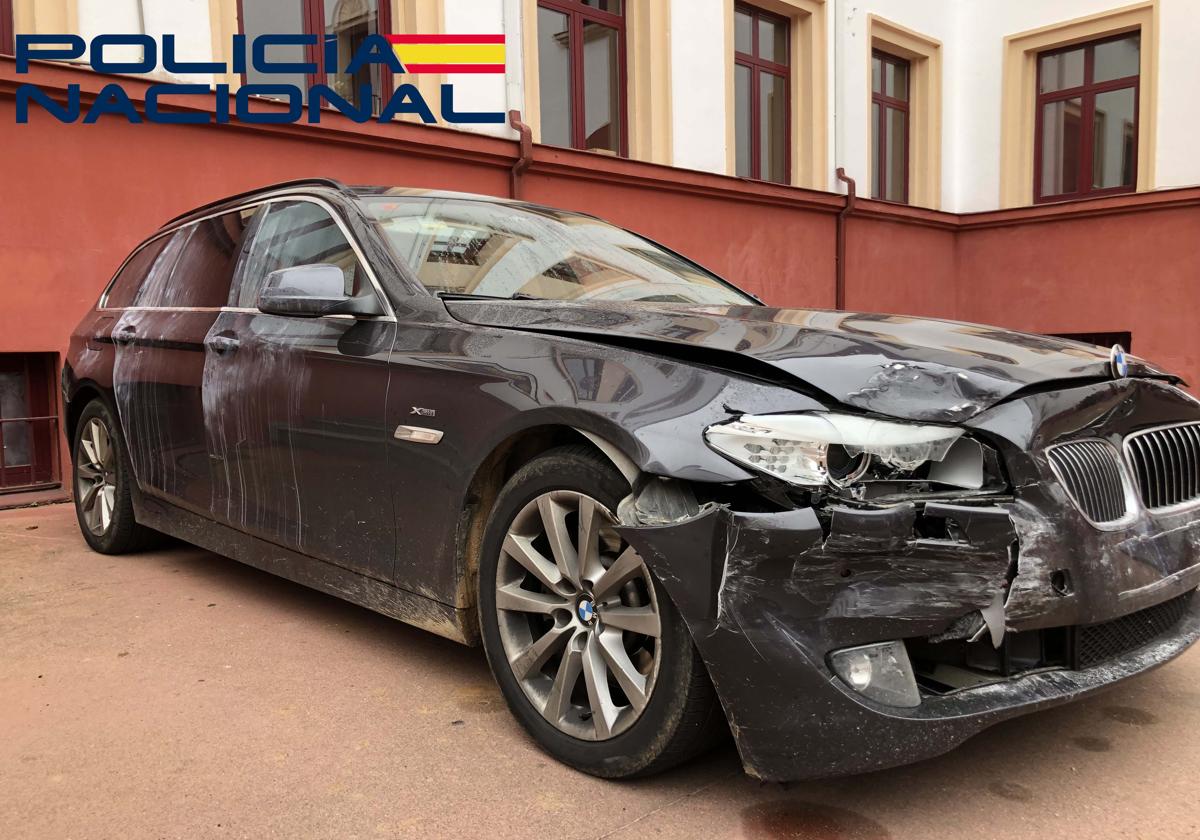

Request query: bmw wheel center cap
[{"left": 577, "top": 598, "right": 596, "bottom": 624}]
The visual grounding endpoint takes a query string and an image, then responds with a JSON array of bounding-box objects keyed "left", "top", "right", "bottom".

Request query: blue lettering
[
  {"left": 345, "top": 34, "right": 404, "bottom": 75},
  {"left": 83, "top": 83, "right": 142, "bottom": 123},
  {"left": 15, "top": 83, "right": 81, "bottom": 123},
  {"left": 15, "top": 35, "right": 85, "bottom": 72},
  {"left": 379, "top": 84, "right": 435, "bottom": 123},
  {"left": 252, "top": 35, "right": 317, "bottom": 75},
  {"left": 440, "top": 84, "right": 505, "bottom": 124},
  {"left": 236, "top": 85, "right": 304, "bottom": 123},
  {"left": 162, "top": 35, "right": 225, "bottom": 74},
  {"left": 91, "top": 34, "right": 157, "bottom": 74},
  {"left": 146, "top": 84, "right": 212, "bottom": 124},
  {"left": 308, "top": 84, "right": 373, "bottom": 123}
]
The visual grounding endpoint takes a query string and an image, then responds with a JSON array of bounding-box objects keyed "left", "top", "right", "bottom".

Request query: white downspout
[{"left": 502, "top": 0, "right": 525, "bottom": 139}]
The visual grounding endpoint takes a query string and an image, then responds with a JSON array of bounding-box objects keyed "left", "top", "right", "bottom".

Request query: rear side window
[
  {"left": 135, "top": 209, "right": 258, "bottom": 308},
  {"left": 232, "top": 200, "right": 366, "bottom": 308},
  {"left": 103, "top": 236, "right": 171, "bottom": 308}
]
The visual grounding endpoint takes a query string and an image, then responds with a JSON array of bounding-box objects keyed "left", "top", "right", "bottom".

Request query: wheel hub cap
[{"left": 494, "top": 490, "right": 662, "bottom": 741}]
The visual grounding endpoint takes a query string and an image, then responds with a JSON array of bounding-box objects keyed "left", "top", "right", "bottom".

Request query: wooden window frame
[
  {"left": 734, "top": 2, "right": 791, "bottom": 183},
  {"left": 871, "top": 49, "right": 910, "bottom": 203},
  {"left": 536, "top": 0, "right": 629, "bottom": 156},
  {"left": 0, "top": 0, "right": 14, "bottom": 56},
  {"left": 235, "top": 0, "right": 395, "bottom": 111},
  {"left": 1033, "top": 32, "right": 1140, "bottom": 204}
]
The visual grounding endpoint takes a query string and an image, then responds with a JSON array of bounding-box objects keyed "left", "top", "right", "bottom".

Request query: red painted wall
[{"left": 2, "top": 57, "right": 1199, "bottom": 494}]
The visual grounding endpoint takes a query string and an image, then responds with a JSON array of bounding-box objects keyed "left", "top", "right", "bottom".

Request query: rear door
[
  {"left": 203, "top": 198, "right": 398, "bottom": 579},
  {"left": 111, "top": 209, "right": 256, "bottom": 512}
]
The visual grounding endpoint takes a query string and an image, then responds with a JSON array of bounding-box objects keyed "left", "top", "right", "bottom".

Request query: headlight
[{"left": 703, "top": 412, "right": 973, "bottom": 489}]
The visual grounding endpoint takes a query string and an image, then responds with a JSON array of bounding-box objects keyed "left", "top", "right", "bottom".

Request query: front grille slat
[
  {"left": 1048, "top": 440, "right": 1128, "bottom": 524},
  {"left": 1126, "top": 422, "right": 1200, "bottom": 511}
]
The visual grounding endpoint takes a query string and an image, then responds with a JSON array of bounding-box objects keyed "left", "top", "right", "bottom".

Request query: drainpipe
[
  {"left": 835, "top": 167, "right": 856, "bottom": 311},
  {"left": 509, "top": 109, "right": 533, "bottom": 200}
]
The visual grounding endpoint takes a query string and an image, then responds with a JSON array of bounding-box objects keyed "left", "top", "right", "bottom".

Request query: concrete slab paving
[{"left": 2, "top": 503, "right": 1197, "bottom": 840}]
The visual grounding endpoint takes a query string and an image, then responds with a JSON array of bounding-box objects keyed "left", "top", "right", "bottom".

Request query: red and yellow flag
[{"left": 386, "top": 34, "right": 506, "bottom": 74}]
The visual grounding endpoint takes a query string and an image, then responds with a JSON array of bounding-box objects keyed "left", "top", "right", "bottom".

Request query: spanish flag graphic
[{"left": 385, "top": 34, "right": 506, "bottom": 74}]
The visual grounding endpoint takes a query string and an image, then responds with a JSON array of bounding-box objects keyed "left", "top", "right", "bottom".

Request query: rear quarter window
[
  {"left": 103, "top": 236, "right": 171, "bottom": 309},
  {"left": 135, "top": 210, "right": 258, "bottom": 309}
]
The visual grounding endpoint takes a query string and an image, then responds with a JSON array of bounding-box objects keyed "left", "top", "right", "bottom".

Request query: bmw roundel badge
[{"left": 1109, "top": 344, "right": 1129, "bottom": 379}]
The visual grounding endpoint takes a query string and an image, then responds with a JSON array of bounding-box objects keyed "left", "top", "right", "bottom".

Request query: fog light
[{"left": 829, "top": 641, "right": 921, "bottom": 708}]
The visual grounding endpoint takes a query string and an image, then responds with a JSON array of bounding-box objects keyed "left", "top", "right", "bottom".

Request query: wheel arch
[
  {"left": 451, "top": 423, "right": 643, "bottom": 625},
  {"left": 65, "top": 381, "right": 116, "bottom": 446}
]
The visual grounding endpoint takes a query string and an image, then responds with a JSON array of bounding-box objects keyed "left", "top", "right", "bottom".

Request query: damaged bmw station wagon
[{"left": 64, "top": 179, "right": 1200, "bottom": 781}]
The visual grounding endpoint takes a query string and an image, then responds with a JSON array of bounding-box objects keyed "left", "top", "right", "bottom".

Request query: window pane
[
  {"left": 1093, "top": 87, "right": 1137, "bottom": 189},
  {"left": 1040, "top": 98, "right": 1082, "bottom": 196},
  {"left": 582, "top": 20, "right": 621, "bottom": 153},
  {"left": 759, "top": 71, "right": 787, "bottom": 183},
  {"left": 132, "top": 229, "right": 190, "bottom": 307},
  {"left": 363, "top": 197, "right": 757, "bottom": 305},
  {"left": 581, "top": 0, "right": 622, "bottom": 12},
  {"left": 1094, "top": 34, "right": 1139, "bottom": 83},
  {"left": 735, "top": 64, "right": 752, "bottom": 177},
  {"left": 234, "top": 202, "right": 364, "bottom": 308},
  {"left": 324, "top": 0, "right": 381, "bottom": 113},
  {"left": 537, "top": 7, "right": 572, "bottom": 147},
  {"left": 872, "top": 55, "right": 882, "bottom": 94},
  {"left": 885, "top": 59, "right": 908, "bottom": 100},
  {"left": 735, "top": 9, "right": 752, "bottom": 55},
  {"left": 161, "top": 211, "right": 257, "bottom": 308},
  {"left": 241, "top": 0, "right": 307, "bottom": 90},
  {"left": 1039, "top": 47, "right": 1084, "bottom": 93},
  {"left": 105, "top": 237, "right": 171, "bottom": 308},
  {"left": 758, "top": 16, "right": 787, "bottom": 64},
  {"left": 885, "top": 106, "right": 907, "bottom": 202},
  {"left": 871, "top": 102, "right": 882, "bottom": 198}
]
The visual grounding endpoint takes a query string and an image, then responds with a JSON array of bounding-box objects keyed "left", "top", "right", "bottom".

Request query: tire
[
  {"left": 72, "top": 398, "right": 153, "bottom": 554},
  {"left": 478, "top": 445, "right": 724, "bottom": 778}
]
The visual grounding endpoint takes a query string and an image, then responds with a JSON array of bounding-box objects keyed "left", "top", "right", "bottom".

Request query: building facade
[
  {"left": 7, "top": 0, "right": 1200, "bottom": 211},
  {"left": 1, "top": 0, "right": 1199, "bottom": 499}
]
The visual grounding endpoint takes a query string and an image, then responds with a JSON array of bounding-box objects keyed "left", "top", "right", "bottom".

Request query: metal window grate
[
  {"left": 1047, "top": 440, "right": 1128, "bottom": 524},
  {"left": 1125, "top": 423, "right": 1200, "bottom": 511},
  {"left": 1075, "top": 590, "right": 1195, "bottom": 669}
]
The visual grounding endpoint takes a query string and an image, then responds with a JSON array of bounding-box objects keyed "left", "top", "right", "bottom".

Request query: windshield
[{"left": 358, "top": 196, "right": 757, "bottom": 305}]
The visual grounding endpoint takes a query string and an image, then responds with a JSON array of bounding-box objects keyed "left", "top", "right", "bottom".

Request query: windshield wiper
[{"left": 436, "top": 291, "right": 545, "bottom": 301}]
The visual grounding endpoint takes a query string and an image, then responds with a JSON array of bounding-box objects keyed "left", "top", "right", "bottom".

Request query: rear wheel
[
  {"left": 478, "top": 446, "right": 723, "bottom": 778},
  {"left": 72, "top": 399, "right": 152, "bottom": 554}
]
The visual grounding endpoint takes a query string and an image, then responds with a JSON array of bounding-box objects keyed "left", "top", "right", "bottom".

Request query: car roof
[{"left": 162, "top": 178, "right": 551, "bottom": 229}]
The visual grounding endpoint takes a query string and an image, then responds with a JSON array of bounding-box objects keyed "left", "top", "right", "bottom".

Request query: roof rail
[{"left": 161, "top": 178, "right": 355, "bottom": 227}]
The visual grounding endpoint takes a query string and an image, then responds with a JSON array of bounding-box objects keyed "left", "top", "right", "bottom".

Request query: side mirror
[{"left": 257, "top": 264, "right": 385, "bottom": 318}]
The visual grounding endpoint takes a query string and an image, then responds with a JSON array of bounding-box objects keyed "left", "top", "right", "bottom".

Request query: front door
[{"left": 202, "top": 199, "right": 397, "bottom": 580}]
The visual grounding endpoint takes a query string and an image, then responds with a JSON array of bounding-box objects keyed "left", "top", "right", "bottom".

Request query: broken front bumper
[{"left": 618, "top": 500, "right": 1200, "bottom": 781}]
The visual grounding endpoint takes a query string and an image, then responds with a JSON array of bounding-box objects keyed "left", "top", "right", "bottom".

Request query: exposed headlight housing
[{"left": 704, "top": 412, "right": 973, "bottom": 490}]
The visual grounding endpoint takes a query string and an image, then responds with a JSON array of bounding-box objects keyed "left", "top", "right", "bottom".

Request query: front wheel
[{"left": 478, "top": 446, "right": 724, "bottom": 778}]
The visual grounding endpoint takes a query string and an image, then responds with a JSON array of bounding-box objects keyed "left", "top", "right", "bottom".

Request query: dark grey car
[{"left": 63, "top": 179, "right": 1200, "bottom": 781}]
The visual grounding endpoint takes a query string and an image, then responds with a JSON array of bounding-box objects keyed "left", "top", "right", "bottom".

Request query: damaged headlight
[{"left": 704, "top": 412, "right": 988, "bottom": 493}]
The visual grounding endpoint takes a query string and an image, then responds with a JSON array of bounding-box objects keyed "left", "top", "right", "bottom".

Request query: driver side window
[{"left": 233, "top": 200, "right": 368, "bottom": 308}]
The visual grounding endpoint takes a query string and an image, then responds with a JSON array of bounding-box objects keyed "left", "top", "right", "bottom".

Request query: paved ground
[{"left": 2, "top": 503, "right": 1198, "bottom": 840}]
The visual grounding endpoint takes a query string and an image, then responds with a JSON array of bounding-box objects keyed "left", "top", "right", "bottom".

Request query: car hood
[{"left": 443, "top": 299, "right": 1175, "bottom": 423}]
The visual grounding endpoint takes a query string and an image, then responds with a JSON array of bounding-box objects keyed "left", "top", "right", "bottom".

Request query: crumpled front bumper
[{"left": 618, "top": 499, "right": 1200, "bottom": 781}]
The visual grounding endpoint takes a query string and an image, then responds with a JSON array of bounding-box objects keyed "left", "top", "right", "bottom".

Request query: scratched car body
[{"left": 63, "top": 179, "right": 1200, "bottom": 781}]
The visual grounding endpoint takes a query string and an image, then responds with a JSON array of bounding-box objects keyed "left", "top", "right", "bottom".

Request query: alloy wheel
[
  {"left": 76, "top": 417, "right": 117, "bottom": 536},
  {"left": 494, "top": 490, "right": 662, "bottom": 741}
]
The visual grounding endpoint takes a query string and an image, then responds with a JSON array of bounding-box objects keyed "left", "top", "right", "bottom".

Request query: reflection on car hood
[{"left": 444, "top": 299, "right": 1177, "bottom": 422}]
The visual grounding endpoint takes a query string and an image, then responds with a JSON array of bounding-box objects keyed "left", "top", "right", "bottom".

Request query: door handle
[
  {"left": 114, "top": 324, "right": 137, "bottom": 343},
  {"left": 206, "top": 334, "right": 241, "bottom": 355}
]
